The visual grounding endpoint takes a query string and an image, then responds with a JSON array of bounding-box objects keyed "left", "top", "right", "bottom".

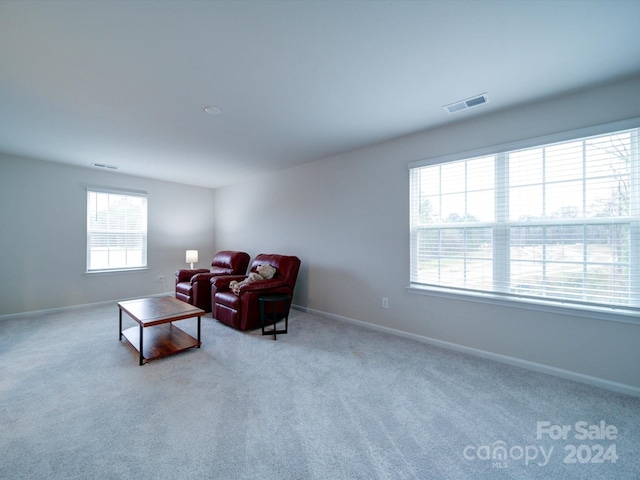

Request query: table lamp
[{"left": 185, "top": 250, "right": 198, "bottom": 269}]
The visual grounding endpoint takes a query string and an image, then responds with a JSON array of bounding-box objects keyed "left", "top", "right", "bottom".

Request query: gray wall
[
  {"left": 2, "top": 76, "right": 639, "bottom": 393},
  {"left": 214, "top": 75, "right": 640, "bottom": 392},
  {"left": 0, "top": 154, "right": 216, "bottom": 315}
]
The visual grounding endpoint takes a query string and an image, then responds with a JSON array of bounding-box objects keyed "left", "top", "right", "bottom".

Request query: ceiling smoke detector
[
  {"left": 443, "top": 93, "right": 489, "bottom": 114},
  {"left": 204, "top": 106, "right": 222, "bottom": 116}
]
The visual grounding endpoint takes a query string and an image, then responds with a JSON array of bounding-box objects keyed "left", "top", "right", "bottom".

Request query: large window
[
  {"left": 86, "top": 188, "right": 148, "bottom": 272},
  {"left": 410, "top": 124, "right": 640, "bottom": 313}
]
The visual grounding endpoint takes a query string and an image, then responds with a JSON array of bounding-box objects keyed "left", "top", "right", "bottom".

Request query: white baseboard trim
[
  {"left": 292, "top": 305, "right": 640, "bottom": 398},
  {"left": 0, "top": 292, "right": 175, "bottom": 321}
]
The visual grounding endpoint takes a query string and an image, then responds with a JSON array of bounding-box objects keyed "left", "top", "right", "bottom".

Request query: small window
[
  {"left": 410, "top": 125, "right": 640, "bottom": 312},
  {"left": 86, "top": 188, "right": 148, "bottom": 272}
]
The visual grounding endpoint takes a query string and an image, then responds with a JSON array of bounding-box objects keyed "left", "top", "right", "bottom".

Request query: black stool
[{"left": 259, "top": 294, "right": 291, "bottom": 340}]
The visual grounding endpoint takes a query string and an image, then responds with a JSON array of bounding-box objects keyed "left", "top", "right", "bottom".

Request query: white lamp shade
[{"left": 185, "top": 250, "right": 198, "bottom": 264}]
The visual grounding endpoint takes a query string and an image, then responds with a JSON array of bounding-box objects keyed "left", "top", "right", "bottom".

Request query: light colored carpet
[{"left": 1, "top": 302, "right": 639, "bottom": 479}]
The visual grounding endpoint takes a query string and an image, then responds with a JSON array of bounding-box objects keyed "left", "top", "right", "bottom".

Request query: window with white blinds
[
  {"left": 86, "top": 188, "right": 148, "bottom": 272},
  {"left": 409, "top": 125, "right": 640, "bottom": 312}
]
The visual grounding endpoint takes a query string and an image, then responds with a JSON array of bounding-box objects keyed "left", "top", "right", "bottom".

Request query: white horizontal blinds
[
  {"left": 410, "top": 126, "right": 640, "bottom": 310},
  {"left": 87, "top": 189, "right": 148, "bottom": 271},
  {"left": 409, "top": 168, "right": 421, "bottom": 282},
  {"left": 507, "top": 131, "right": 636, "bottom": 306},
  {"left": 410, "top": 155, "right": 496, "bottom": 291}
]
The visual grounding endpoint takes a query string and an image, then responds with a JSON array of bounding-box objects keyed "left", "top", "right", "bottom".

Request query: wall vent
[
  {"left": 443, "top": 93, "right": 489, "bottom": 114},
  {"left": 92, "top": 162, "right": 119, "bottom": 170}
]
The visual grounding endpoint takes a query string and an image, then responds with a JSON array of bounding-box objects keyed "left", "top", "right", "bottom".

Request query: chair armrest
[
  {"left": 175, "top": 269, "right": 209, "bottom": 283},
  {"left": 211, "top": 275, "right": 247, "bottom": 291},
  {"left": 191, "top": 272, "right": 221, "bottom": 283},
  {"left": 238, "top": 278, "right": 285, "bottom": 294}
]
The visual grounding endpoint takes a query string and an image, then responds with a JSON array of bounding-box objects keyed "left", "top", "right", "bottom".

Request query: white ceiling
[{"left": 1, "top": 0, "right": 640, "bottom": 189}]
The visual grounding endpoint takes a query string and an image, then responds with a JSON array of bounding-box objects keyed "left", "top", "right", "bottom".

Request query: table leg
[
  {"left": 119, "top": 308, "right": 122, "bottom": 340},
  {"left": 139, "top": 324, "right": 144, "bottom": 366},
  {"left": 197, "top": 316, "right": 201, "bottom": 347}
]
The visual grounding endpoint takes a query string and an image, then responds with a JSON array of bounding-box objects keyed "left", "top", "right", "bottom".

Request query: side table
[{"left": 259, "top": 294, "right": 291, "bottom": 340}]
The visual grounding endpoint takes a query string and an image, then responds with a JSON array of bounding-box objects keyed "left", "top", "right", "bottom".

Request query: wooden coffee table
[{"left": 118, "top": 297, "right": 204, "bottom": 365}]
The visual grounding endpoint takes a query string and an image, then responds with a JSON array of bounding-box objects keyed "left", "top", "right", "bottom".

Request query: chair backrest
[
  {"left": 251, "top": 254, "right": 301, "bottom": 290},
  {"left": 210, "top": 251, "right": 250, "bottom": 275}
]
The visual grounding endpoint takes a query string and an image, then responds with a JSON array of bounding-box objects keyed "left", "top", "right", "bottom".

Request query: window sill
[
  {"left": 407, "top": 284, "right": 640, "bottom": 325},
  {"left": 85, "top": 268, "right": 149, "bottom": 276}
]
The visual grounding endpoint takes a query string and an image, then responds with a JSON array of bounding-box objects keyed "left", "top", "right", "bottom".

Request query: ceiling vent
[
  {"left": 443, "top": 93, "right": 489, "bottom": 114},
  {"left": 92, "top": 162, "right": 119, "bottom": 170}
]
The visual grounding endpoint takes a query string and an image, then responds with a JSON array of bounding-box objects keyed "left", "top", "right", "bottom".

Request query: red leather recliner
[
  {"left": 211, "top": 254, "right": 301, "bottom": 331},
  {"left": 175, "top": 250, "right": 250, "bottom": 312}
]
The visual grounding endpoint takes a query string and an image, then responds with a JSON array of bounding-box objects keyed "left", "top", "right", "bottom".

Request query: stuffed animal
[{"left": 230, "top": 264, "right": 276, "bottom": 295}]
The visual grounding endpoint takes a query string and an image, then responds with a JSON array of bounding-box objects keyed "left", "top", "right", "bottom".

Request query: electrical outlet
[{"left": 382, "top": 297, "right": 389, "bottom": 309}]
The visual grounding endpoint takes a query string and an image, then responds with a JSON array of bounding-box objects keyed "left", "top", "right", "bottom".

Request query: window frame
[
  {"left": 86, "top": 186, "right": 148, "bottom": 274},
  {"left": 408, "top": 117, "right": 640, "bottom": 323}
]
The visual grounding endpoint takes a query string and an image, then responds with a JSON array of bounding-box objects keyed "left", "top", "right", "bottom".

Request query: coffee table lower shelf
[{"left": 121, "top": 323, "right": 201, "bottom": 364}]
